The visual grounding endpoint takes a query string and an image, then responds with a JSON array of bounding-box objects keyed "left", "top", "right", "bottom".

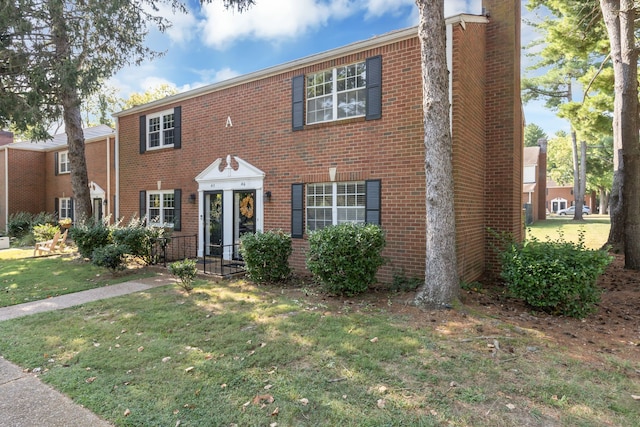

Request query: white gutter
[
  {"left": 3, "top": 147, "right": 7, "bottom": 229},
  {"left": 114, "top": 15, "right": 488, "bottom": 118},
  {"left": 106, "top": 136, "right": 111, "bottom": 219},
  {"left": 115, "top": 117, "right": 119, "bottom": 221}
]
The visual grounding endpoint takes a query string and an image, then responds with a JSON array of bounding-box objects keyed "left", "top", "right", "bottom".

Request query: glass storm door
[
  {"left": 93, "top": 198, "right": 103, "bottom": 222},
  {"left": 234, "top": 190, "right": 256, "bottom": 259},
  {"left": 205, "top": 191, "right": 223, "bottom": 256}
]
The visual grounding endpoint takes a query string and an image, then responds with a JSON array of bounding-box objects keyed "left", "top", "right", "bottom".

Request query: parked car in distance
[{"left": 557, "top": 205, "right": 590, "bottom": 215}]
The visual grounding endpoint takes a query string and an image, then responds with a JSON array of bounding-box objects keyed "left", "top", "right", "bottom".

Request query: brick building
[
  {"left": 522, "top": 143, "right": 547, "bottom": 224},
  {"left": 113, "top": 0, "right": 522, "bottom": 284},
  {"left": 0, "top": 125, "right": 116, "bottom": 230}
]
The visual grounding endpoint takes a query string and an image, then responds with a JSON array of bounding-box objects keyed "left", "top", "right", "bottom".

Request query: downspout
[
  {"left": 3, "top": 147, "right": 8, "bottom": 229},
  {"left": 115, "top": 117, "right": 119, "bottom": 221},
  {"left": 106, "top": 135, "right": 111, "bottom": 220}
]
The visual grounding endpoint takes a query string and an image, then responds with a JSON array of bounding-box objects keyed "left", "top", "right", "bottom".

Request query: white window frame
[
  {"left": 306, "top": 61, "right": 366, "bottom": 125},
  {"left": 306, "top": 181, "right": 366, "bottom": 231},
  {"left": 147, "top": 190, "right": 175, "bottom": 227},
  {"left": 147, "top": 109, "right": 175, "bottom": 150},
  {"left": 58, "top": 151, "right": 70, "bottom": 174},
  {"left": 59, "top": 197, "right": 73, "bottom": 219}
]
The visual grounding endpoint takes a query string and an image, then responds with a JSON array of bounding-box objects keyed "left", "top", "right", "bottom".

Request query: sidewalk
[{"left": 0, "top": 274, "right": 176, "bottom": 426}]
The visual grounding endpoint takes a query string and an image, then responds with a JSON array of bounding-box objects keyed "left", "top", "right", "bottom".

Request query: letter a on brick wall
[{"left": 226, "top": 116, "right": 233, "bottom": 127}]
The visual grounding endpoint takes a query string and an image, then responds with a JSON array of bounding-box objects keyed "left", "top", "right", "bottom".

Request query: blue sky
[{"left": 110, "top": 0, "right": 567, "bottom": 138}]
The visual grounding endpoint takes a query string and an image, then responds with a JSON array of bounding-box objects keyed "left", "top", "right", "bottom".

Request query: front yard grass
[
  {"left": 0, "top": 252, "right": 156, "bottom": 308},
  {"left": 0, "top": 278, "right": 637, "bottom": 426},
  {"left": 526, "top": 215, "right": 611, "bottom": 249}
]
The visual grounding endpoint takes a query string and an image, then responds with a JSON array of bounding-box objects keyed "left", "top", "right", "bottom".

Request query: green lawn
[
  {"left": 526, "top": 215, "right": 611, "bottom": 250},
  {"left": 0, "top": 251, "right": 156, "bottom": 307},
  {"left": 0, "top": 277, "right": 637, "bottom": 426}
]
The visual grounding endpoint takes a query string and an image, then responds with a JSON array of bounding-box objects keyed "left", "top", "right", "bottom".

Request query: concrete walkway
[{"left": 0, "top": 274, "right": 176, "bottom": 426}]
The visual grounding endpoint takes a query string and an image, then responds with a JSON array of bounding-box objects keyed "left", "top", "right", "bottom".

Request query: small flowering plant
[{"left": 59, "top": 217, "right": 73, "bottom": 227}]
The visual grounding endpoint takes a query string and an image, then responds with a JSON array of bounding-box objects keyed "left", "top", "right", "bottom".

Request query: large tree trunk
[
  {"left": 571, "top": 130, "right": 585, "bottom": 220},
  {"left": 600, "top": 0, "right": 625, "bottom": 252},
  {"left": 51, "top": 3, "right": 92, "bottom": 221},
  {"left": 618, "top": 0, "right": 640, "bottom": 268},
  {"left": 61, "top": 92, "right": 92, "bottom": 221},
  {"left": 414, "top": 0, "right": 459, "bottom": 307},
  {"left": 600, "top": 0, "right": 640, "bottom": 267}
]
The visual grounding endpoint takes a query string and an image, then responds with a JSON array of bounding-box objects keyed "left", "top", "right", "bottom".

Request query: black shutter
[
  {"left": 365, "top": 179, "right": 381, "bottom": 225},
  {"left": 173, "top": 106, "right": 182, "bottom": 149},
  {"left": 291, "top": 183, "right": 304, "bottom": 238},
  {"left": 139, "top": 115, "right": 146, "bottom": 154},
  {"left": 139, "top": 190, "right": 146, "bottom": 222},
  {"left": 292, "top": 75, "right": 304, "bottom": 131},
  {"left": 365, "top": 55, "right": 382, "bottom": 121},
  {"left": 173, "top": 189, "right": 182, "bottom": 231},
  {"left": 54, "top": 198, "right": 59, "bottom": 219},
  {"left": 69, "top": 198, "right": 74, "bottom": 221},
  {"left": 54, "top": 152, "right": 59, "bottom": 176}
]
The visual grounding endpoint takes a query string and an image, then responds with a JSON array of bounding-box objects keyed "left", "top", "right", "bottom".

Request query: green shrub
[
  {"left": 32, "top": 223, "right": 60, "bottom": 242},
  {"left": 240, "top": 230, "right": 292, "bottom": 284},
  {"left": 70, "top": 219, "right": 112, "bottom": 259},
  {"left": 306, "top": 223, "right": 386, "bottom": 296},
  {"left": 111, "top": 217, "right": 166, "bottom": 265},
  {"left": 92, "top": 244, "right": 130, "bottom": 273},
  {"left": 499, "top": 233, "right": 612, "bottom": 318},
  {"left": 168, "top": 259, "right": 198, "bottom": 292},
  {"left": 7, "top": 212, "right": 34, "bottom": 238}
]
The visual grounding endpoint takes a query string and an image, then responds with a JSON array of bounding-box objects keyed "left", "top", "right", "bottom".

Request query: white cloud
[{"left": 199, "top": 0, "right": 340, "bottom": 49}]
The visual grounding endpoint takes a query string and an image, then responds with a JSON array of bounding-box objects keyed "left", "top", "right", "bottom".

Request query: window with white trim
[
  {"left": 306, "top": 181, "right": 365, "bottom": 231},
  {"left": 147, "top": 110, "right": 175, "bottom": 150},
  {"left": 59, "top": 197, "right": 73, "bottom": 219},
  {"left": 148, "top": 191, "right": 175, "bottom": 226},
  {"left": 58, "top": 151, "right": 70, "bottom": 174},
  {"left": 306, "top": 61, "right": 366, "bottom": 125}
]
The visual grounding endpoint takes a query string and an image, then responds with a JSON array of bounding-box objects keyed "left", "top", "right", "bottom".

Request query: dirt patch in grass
[{"left": 278, "top": 254, "right": 639, "bottom": 366}]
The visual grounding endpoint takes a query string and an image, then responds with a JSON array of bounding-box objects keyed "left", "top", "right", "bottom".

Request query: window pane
[{"left": 149, "top": 132, "right": 160, "bottom": 148}]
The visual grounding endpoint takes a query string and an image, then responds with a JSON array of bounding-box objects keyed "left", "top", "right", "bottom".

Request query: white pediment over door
[{"left": 195, "top": 155, "right": 265, "bottom": 190}]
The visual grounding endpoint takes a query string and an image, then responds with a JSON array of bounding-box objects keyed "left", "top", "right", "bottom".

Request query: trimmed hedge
[
  {"left": 240, "top": 230, "right": 292, "bottom": 284},
  {"left": 306, "top": 223, "right": 385, "bottom": 296}
]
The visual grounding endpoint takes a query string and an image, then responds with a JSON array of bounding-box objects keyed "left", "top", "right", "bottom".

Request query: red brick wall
[
  {"left": 7, "top": 149, "right": 46, "bottom": 217},
  {"left": 0, "top": 149, "right": 6, "bottom": 230},
  {"left": 451, "top": 21, "right": 488, "bottom": 281},
  {"left": 118, "top": 7, "right": 521, "bottom": 284},
  {"left": 483, "top": 0, "right": 523, "bottom": 272},
  {"left": 45, "top": 137, "right": 116, "bottom": 220}
]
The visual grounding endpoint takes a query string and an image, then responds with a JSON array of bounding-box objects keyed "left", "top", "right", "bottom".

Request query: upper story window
[
  {"left": 306, "top": 62, "right": 366, "bottom": 125},
  {"left": 147, "top": 110, "right": 175, "bottom": 150},
  {"left": 147, "top": 191, "right": 175, "bottom": 227},
  {"left": 292, "top": 56, "right": 381, "bottom": 131},
  {"left": 306, "top": 181, "right": 366, "bottom": 231},
  {"left": 57, "top": 151, "right": 70, "bottom": 174}
]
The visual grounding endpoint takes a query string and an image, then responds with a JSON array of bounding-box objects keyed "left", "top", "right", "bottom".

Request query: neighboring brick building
[
  {"left": 0, "top": 125, "right": 116, "bottom": 230},
  {"left": 522, "top": 142, "right": 547, "bottom": 224},
  {"left": 114, "top": 0, "right": 523, "bottom": 284}
]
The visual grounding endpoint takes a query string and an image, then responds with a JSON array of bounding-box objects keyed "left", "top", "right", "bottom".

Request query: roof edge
[{"left": 114, "top": 14, "right": 488, "bottom": 117}]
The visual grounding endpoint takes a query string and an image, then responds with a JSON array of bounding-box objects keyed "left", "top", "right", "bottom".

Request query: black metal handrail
[
  {"left": 151, "top": 235, "right": 198, "bottom": 266},
  {"left": 202, "top": 243, "right": 245, "bottom": 277}
]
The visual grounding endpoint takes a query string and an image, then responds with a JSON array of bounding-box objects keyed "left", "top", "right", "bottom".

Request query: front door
[
  {"left": 205, "top": 191, "right": 223, "bottom": 256},
  {"left": 93, "top": 198, "right": 103, "bottom": 222},
  {"left": 234, "top": 190, "right": 256, "bottom": 259}
]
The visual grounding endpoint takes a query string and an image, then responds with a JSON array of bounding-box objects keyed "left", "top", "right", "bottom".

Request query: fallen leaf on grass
[
  {"left": 377, "top": 399, "right": 386, "bottom": 408},
  {"left": 299, "top": 398, "right": 309, "bottom": 405},
  {"left": 185, "top": 366, "right": 194, "bottom": 373},
  {"left": 162, "top": 357, "right": 171, "bottom": 363},
  {"left": 252, "top": 394, "right": 274, "bottom": 405},
  {"left": 137, "top": 346, "right": 144, "bottom": 352},
  {"left": 506, "top": 403, "right": 516, "bottom": 410},
  {"left": 370, "top": 337, "right": 378, "bottom": 343},
  {"left": 271, "top": 407, "right": 279, "bottom": 416},
  {"left": 632, "top": 394, "right": 640, "bottom": 400},
  {"left": 264, "top": 384, "right": 273, "bottom": 390},
  {"left": 124, "top": 409, "right": 131, "bottom": 417},
  {"left": 85, "top": 377, "right": 97, "bottom": 383}
]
